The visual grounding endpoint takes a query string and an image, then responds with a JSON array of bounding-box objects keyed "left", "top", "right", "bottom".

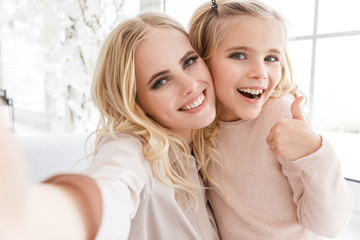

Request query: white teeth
[
  {"left": 239, "top": 88, "right": 263, "bottom": 95},
  {"left": 182, "top": 93, "right": 205, "bottom": 111}
]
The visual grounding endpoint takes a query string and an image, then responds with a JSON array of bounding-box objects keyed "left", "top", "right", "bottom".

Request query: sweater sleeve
[
  {"left": 279, "top": 138, "right": 353, "bottom": 238},
  {"left": 84, "top": 134, "right": 150, "bottom": 240},
  {"left": 264, "top": 97, "right": 353, "bottom": 237}
]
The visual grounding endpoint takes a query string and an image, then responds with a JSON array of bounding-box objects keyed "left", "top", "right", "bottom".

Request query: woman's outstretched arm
[{"left": 0, "top": 122, "right": 102, "bottom": 240}]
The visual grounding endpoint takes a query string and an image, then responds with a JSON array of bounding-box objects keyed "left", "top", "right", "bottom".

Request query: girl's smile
[{"left": 237, "top": 87, "right": 265, "bottom": 101}]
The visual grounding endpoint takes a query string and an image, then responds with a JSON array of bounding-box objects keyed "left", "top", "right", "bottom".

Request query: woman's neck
[{"left": 172, "top": 129, "right": 192, "bottom": 146}]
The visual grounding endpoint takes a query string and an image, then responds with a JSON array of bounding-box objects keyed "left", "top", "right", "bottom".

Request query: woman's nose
[{"left": 179, "top": 73, "right": 198, "bottom": 97}]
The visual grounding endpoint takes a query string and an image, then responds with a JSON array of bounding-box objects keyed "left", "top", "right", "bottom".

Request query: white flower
[{"left": 2, "top": 0, "right": 127, "bottom": 132}]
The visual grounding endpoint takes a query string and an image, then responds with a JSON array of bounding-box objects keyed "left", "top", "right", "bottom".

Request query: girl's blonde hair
[
  {"left": 189, "top": 0, "right": 301, "bottom": 98},
  {"left": 91, "top": 12, "right": 212, "bottom": 203}
]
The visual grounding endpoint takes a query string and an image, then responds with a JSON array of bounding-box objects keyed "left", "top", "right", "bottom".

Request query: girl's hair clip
[{"left": 212, "top": 0, "right": 218, "bottom": 11}]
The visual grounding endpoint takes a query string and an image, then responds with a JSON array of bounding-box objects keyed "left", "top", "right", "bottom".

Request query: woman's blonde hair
[
  {"left": 91, "top": 12, "right": 212, "bottom": 203},
  {"left": 189, "top": 0, "right": 301, "bottom": 98}
]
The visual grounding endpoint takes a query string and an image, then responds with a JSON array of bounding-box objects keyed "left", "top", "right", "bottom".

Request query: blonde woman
[
  {"left": 189, "top": 0, "right": 353, "bottom": 239},
  {"left": 0, "top": 12, "right": 219, "bottom": 240}
]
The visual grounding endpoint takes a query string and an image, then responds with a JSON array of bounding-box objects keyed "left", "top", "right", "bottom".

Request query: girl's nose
[{"left": 247, "top": 61, "right": 267, "bottom": 80}]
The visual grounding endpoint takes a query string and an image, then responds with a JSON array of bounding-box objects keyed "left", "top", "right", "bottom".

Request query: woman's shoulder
[
  {"left": 98, "top": 132, "right": 143, "bottom": 151},
  {"left": 92, "top": 133, "right": 148, "bottom": 170}
]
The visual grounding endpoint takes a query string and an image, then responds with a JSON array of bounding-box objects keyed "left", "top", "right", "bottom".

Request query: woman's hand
[
  {"left": 266, "top": 96, "right": 322, "bottom": 161},
  {"left": 0, "top": 121, "right": 98, "bottom": 240}
]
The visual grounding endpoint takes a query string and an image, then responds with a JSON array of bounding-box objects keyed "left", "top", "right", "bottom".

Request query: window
[{"left": 273, "top": 0, "right": 360, "bottom": 182}]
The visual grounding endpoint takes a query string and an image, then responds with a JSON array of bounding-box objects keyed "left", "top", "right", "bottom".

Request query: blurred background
[
  {"left": 0, "top": 0, "right": 359, "bottom": 238},
  {"left": 2, "top": 0, "right": 358, "bottom": 181}
]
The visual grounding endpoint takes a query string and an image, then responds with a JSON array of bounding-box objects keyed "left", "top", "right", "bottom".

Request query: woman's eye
[
  {"left": 151, "top": 78, "right": 167, "bottom": 89},
  {"left": 184, "top": 55, "right": 199, "bottom": 68},
  {"left": 230, "top": 52, "right": 245, "bottom": 60},
  {"left": 265, "top": 56, "right": 278, "bottom": 62},
  {"left": 184, "top": 59, "right": 193, "bottom": 67}
]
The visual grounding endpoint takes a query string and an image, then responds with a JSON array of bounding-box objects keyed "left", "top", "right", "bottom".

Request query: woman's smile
[{"left": 179, "top": 90, "right": 206, "bottom": 111}]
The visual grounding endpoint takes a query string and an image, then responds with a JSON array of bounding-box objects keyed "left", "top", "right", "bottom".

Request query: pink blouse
[{"left": 48, "top": 133, "right": 219, "bottom": 240}]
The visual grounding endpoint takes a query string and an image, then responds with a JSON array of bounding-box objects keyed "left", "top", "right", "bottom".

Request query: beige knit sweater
[{"left": 208, "top": 96, "right": 353, "bottom": 240}]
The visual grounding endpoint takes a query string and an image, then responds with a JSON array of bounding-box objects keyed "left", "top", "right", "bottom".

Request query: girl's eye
[
  {"left": 184, "top": 55, "right": 199, "bottom": 68},
  {"left": 151, "top": 78, "right": 168, "bottom": 89},
  {"left": 265, "top": 56, "right": 279, "bottom": 62},
  {"left": 230, "top": 52, "right": 245, "bottom": 60}
]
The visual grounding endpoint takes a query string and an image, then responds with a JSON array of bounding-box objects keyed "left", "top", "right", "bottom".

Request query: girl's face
[
  {"left": 135, "top": 27, "right": 216, "bottom": 143},
  {"left": 208, "top": 16, "right": 283, "bottom": 121}
]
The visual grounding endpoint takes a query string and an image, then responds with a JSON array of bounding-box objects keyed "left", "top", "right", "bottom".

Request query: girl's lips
[
  {"left": 237, "top": 88, "right": 265, "bottom": 101},
  {"left": 237, "top": 88, "right": 265, "bottom": 103}
]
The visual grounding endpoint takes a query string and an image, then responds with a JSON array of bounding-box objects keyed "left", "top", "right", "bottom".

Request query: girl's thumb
[{"left": 291, "top": 96, "right": 306, "bottom": 120}]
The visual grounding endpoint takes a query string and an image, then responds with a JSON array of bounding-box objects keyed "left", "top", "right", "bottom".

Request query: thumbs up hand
[
  {"left": 266, "top": 96, "right": 322, "bottom": 161},
  {"left": 291, "top": 96, "right": 307, "bottom": 121}
]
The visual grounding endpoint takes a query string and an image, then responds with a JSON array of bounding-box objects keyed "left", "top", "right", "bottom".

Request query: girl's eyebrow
[
  {"left": 267, "top": 48, "right": 282, "bottom": 54},
  {"left": 148, "top": 70, "right": 170, "bottom": 86},
  {"left": 225, "top": 46, "right": 249, "bottom": 53},
  {"left": 225, "top": 46, "right": 282, "bottom": 54}
]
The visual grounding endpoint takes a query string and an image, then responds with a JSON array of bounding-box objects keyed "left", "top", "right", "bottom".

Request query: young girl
[
  {"left": 189, "top": 0, "right": 353, "bottom": 239},
  {"left": 0, "top": 12, "right": 220, "bottom": 240}
]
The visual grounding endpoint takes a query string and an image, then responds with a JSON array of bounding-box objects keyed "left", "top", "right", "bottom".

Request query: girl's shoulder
[
  {"left": 263, "top": 95, "right": 295, "bottom": 112},
  {"left": 259, "top": 95, "right": 295, "bottom": 124},
  {"left": 265, "top": 95, "right": 294, "bottom": 109}
]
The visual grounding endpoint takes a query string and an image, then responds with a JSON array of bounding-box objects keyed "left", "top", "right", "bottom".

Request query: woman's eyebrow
[
  {"left": 148, "top": 70, "right": 170, "bottom": 86},
  {"left": 147, "top": 50, "right": 195, "bottom": 86},
  {"left": 179, "top": 50, "right": 195, "bottom": 65}
]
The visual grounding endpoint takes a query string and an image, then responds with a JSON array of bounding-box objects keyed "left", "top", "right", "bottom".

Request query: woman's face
[{"left": 135, "top": 27, "right": 216, "bottom": 143}]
